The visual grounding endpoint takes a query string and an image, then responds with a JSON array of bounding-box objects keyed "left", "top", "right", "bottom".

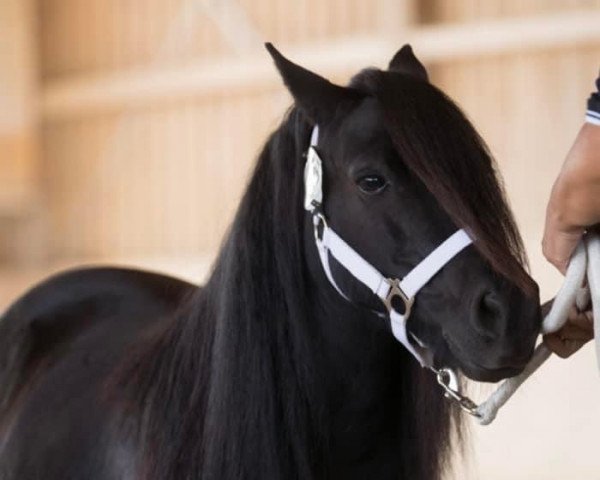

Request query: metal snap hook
[{"left": 431, "top": 367, "right": 481, "bottom": 418}]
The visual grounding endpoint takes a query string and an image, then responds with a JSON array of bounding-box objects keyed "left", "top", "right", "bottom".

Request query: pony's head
[{"left": 267, "top": 43, "right": 541, "bottom": 383}]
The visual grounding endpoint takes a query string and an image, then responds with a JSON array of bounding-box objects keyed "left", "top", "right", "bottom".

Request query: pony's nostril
[{"left": 471, "top": 291, "right": 505, "bottom": 340}]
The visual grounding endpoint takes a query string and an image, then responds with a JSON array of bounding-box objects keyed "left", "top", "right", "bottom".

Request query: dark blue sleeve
[
  {"left": 586, "top": 71, "right": 600, "bottom": 124},
  {"left": 587, "top": 72, "right": 600, "bottom": 114}
]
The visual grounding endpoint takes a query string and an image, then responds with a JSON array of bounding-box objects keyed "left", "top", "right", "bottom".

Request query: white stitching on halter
[{"left": 305, "top": 125, "right": 473, "bottom": 367}]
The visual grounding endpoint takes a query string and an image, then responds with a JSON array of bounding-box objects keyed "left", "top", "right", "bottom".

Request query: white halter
[{"left": 305, "top": 126, "right": 473, "bottom": 366}]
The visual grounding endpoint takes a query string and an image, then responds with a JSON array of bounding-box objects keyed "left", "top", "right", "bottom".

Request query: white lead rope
[{"left": 476, "top": 235, "right": 600, "bottom": 425}]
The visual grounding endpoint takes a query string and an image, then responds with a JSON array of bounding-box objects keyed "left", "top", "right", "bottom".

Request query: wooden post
[
  {"left": 0, "top": 0, "right": 39, "bottom": 214},
  {"left": 0, "top": 0, "right": 45, "bottom": 265}
]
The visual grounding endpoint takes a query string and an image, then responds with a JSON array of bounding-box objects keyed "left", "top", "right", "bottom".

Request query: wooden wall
[
  {"left": 38, "top": 0, "right": 380, "bottom": 78},
  {"left": 27, "top": 0, "right": 600, "bottom": 267},
  {"left": 35, "top": 0, "right": 410, "bottom": 262}
]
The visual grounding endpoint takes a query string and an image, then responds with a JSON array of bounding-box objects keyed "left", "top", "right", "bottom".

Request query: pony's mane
[
  {"left": 350, "top": 69, "right": 533, "bottom": 294},
  {"left": 115, "top": 67, "right": 539, "bottom": 478},
  {"left": 121, "top": 110, "right": 328, "bottom": 479}
]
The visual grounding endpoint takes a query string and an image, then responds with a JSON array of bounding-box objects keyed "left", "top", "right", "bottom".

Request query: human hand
[
  {"left": 542, "top": 123, "right": 600, "bottom": 273},
  {"left": 543, "top": 307, "right": 594, "bottom": 358}
]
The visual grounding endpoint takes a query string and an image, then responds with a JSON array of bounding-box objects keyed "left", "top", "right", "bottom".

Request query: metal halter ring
[
  {"left": 312, "top": 211, "right": 328, "bottom": 243},
  {"left": 382, "top": 278, "right": 414, "bottom": 317},
  {"left": 432, "top": 367, "right": 481, "bottom": 418}
]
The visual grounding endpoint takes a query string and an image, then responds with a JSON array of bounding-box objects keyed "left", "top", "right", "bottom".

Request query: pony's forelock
[{"left": 349, "top": 68, "right": 534, "bottom": 294}]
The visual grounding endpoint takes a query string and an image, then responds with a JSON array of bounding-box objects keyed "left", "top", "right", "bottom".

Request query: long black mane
[
  {"left": 121, "top": 67, "right": 531, "bottom": 479},
  {"left": 125, "top": 110, "right": 331, "bottom": 479}
]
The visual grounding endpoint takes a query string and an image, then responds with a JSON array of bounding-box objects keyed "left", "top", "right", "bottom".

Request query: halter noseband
[{"left": 305, "top": 126, "right": 473, "bottom": 367}]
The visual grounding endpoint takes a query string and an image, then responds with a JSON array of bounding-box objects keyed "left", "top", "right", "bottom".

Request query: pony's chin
[
  {"left": 458, "top": 362, "right": 524, "bottom": 383},
  {"left": 434, "top": 336, "right": 528, "bottom": 383}
]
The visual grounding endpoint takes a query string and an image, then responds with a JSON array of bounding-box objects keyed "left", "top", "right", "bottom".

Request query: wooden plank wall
[
  {"left": 36, "top": 0, "right": 382, "bottom": 262},
  {"left": 42, "top": 92, "right": 285, "bottom": 259},
  {"left": 38, "top": 0, "right": 379, "bottom": 77},
  {"left": 11, "top": 0, "right": 600, "bottom": 270}
]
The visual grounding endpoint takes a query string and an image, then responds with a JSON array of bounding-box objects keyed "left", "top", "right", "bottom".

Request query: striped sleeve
[{"left": 586, "top": 72, "right": 600, "bottom": 125}]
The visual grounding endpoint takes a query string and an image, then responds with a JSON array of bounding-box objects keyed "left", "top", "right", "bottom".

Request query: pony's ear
[
  {"left": 265, "top": 42, "right": 361, "bottom": 124},
  {"left": 388, "top": 44, "right": 429, "bottom": 82}
]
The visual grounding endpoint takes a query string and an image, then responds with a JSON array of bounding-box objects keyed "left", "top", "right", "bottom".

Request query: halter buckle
[{"left": 383, "top": 278, "right": 414, "bottom": 317}]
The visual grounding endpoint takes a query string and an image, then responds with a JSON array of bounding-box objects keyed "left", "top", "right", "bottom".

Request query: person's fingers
[
  {"left": 556, "top": 324, "right": 594, "bottom": 341},
  {"left": 543, "top": 333, "right": 587, "bottom": 358},
  {"left": 543, "top": 308, "right": 594, "bottom": 358}
]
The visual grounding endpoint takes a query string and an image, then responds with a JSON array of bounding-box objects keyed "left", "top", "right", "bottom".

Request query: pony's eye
[{"left": 357, "top": 174, "right": 388, "bottom": 194}]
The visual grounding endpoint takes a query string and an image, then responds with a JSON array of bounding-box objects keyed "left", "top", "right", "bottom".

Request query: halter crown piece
[{"left": 304, "top": 126, "right": 473, "bottom": 367}]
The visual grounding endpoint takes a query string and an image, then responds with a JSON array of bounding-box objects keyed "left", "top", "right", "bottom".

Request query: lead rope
[{"left": 471, "top": 235, "right": 600, "bottom": 425}]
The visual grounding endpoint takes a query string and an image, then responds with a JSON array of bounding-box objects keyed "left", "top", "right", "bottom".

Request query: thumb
[{"left": 542, "top": 225, "right": 582, "bottom": 275}]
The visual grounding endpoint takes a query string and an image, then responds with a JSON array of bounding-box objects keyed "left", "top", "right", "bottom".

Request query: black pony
[{"left": 0, "top": 45, "right": 540, "bottom": 479}]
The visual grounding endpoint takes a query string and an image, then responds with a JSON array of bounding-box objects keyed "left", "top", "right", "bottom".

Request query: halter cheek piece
[{"left": 305, "top": 126, "right": 473, "bottom": 368}]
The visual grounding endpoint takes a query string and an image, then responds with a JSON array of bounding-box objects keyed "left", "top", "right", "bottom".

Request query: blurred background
[{"left": 1, "top": 0, "right": 600, "bottom": 478}]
